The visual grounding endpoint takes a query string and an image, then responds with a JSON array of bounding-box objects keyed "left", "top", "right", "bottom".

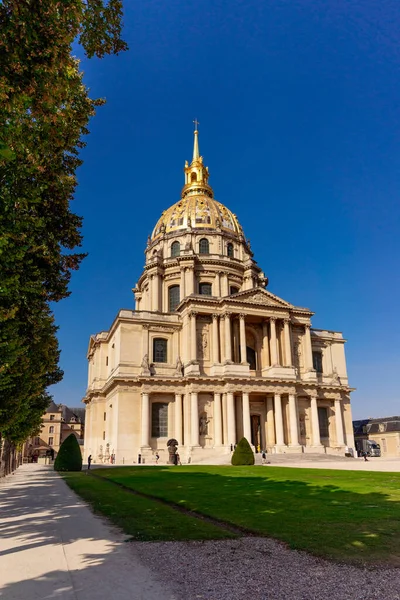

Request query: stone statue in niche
[
  {"left": 167, "top": 438, "right": 179, "bottom": 464},
  {"left": 175, "top": 356, "right": 183, "bottom": 376},
  {"left": 141, "top": 354, "right": 150, "bottom": 375},
  {"left": 199, "top": 414, "right": 210, "bottom": 436},
  {"left": 331, "top": 368, "right": 340, "bottom": 384}
]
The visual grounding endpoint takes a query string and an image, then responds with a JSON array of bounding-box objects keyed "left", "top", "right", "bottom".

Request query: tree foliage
[
  {"left": 231, "top": 437, "right": 255, "bottom": 466},
  {"left": 54, "top": 433, "right": 83, "bottom": 472},
  {"left": 0, "top": 0, "right": 127, "bottom": 472}
]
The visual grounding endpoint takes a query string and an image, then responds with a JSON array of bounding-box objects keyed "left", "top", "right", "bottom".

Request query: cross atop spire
[{"left": 193, "top": 118, "right": 200, "bottom": 132}]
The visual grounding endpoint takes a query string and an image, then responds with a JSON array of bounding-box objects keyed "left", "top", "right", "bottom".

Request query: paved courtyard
[
  {"left": 1, "top": 463, "right": 400, "bottom": 600},
  {"left": 0, "top": 465, "right": 175, "bottom": 600}
]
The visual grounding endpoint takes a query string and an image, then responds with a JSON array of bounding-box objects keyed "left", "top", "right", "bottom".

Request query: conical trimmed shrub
[
  {"left": 54, "top": 434, "right": 82, "bottom": 472},
  {"left": 231, "top": 437, "right": 255, "bottom": 466}
]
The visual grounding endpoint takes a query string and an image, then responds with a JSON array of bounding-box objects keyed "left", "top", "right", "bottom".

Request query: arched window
[
  {"left": 153, "top": 338, "right": 167, "bottom": 363},
  {"left": 171, "top": 241, "right": 180, "bottom": 257},
  {"left": 199, "top": 282, "right": 212, "bottom": 296},
  {"left": 227, "top": 243, "right": 234, "bottom": 257},
  {"left": 230, "top": 286, "right": 239, "bottom": 295},
  {"left": 168, "top": 285, "right": 180, "bottom": 311},
  {"left": 246, "top": 346, "right": 257, "bottom": 370},
  {"left": 151, "top": 402, "right": 168, "bottom": 437},
  {"left": 191, "top": 172, "right": 197, "bottom": 182},
  {"left": 199, "top": 238, "right": 209, "bottom": 254}
]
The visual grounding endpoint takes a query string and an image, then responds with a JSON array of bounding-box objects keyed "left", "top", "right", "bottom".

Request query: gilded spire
[{"left": 192, "top": 119, "right": 200, "bottom": 162}]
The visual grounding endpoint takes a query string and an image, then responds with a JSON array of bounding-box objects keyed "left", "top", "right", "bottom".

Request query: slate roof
[{"left": 353, "top": 416, "right": 400, "bottom": 435}]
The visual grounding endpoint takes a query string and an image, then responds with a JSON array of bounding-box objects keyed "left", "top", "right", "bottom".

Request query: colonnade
[
  {"left": 183, "top": 311, "right": 314, "bottom": 370},
  {"left": 140, "top": 391, "right": 346, "bottom": 450}
]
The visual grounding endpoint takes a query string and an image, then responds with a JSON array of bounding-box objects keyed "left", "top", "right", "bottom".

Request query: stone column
[
  {"left": 215, "top": 272, "right": 221, "bottom": 297},
  {"left": 310, "top": 395, "right": 321, "bottom": 446},
  {"left": 239, "top": 314, "right": 247, "bottom": 364},
  {"left": 183, "top": 393, "right": 190, "bottom": 446},
  {"left": 334, "top": 399, "right": 345, "bottom": 446},
  {"left": 224, "top": 313, "right": 232, "bottom": 362},
  {"left": 283, "top": 319, "right": 292, "bottom": 367},
  {"left": 141, "top": 392, "right": 150, "bottom": 447},
  {"left": 148, "top": 275, "right": 153, "bottom": 310},
  {"left": 180, "top": 268, "right": 186, "bottom": 301},
  {"left": 219, "top": 316, "right": 225, "bottom": 362},
  {"left": 153, "top": 273, "right": 160, "bottom": 311},
  {"left": 222, "top": 393, "right": 228, "bottom": 445},
  {"left": 274, "top": 393, "right": 284, "bottom": 446},
  {"left": 266, "top": 396, "right": 275, "bottom": 445},
  {"left": 142, "top": 324, "right": 149, "bottom": 358},
  {"left": 190, "top": 392, "right": 199, "bottom": 446},
  {"left": 269, "top": 317, "right": 278, "bottom": 366},
  {"left": 214, "top": 393, "right": 222, "bottom": 446},
  {"left": 304, "top": 324, "right": 314, "bottom": 371},
  {"left": 242, "top": 391, "right": 251, "bottom": 443},
  {"left": 288, "top": 393, "right": 300, "bottom": 446},
  {"left": 190, "top": 312, "right": 197, "bottom": 362},
  {"left": 262, "top": 321, "right": 270, "bottom": 368},
  {"left": 175, "top": 393, "right": 183, "bottom": 444},
  {"left": 221, "top": 273, "right": 229, "bottom": 297},
  {"left": 226, "top": 392, "right": 236, "bottom": 445},
  {"left": 212, "top": 314, "right": 219, "bottom": 363}
]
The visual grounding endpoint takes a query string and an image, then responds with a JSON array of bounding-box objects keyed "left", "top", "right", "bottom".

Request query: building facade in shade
[{"left": 83, "top": 130, "right": 355, "bottom": 464}]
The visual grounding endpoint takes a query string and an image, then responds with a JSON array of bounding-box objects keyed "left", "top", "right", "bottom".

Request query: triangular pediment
[{"left": 228, "top": 288, "right": 293, "bottom": 308}]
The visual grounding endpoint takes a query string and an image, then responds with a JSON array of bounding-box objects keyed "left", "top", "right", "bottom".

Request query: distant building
[
  {"left": 24, "top": 401, "right": 85, "bottom": 460},
  {"left": 353, "top": 416, "right": 400, "bottom": 457}
]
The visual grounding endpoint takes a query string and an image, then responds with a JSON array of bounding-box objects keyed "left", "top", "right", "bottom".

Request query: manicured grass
[
  {"left": 95, "top": 466, "right": 400, "bottom": 565},
  {"left": 63, "top": 472, "right": 236, "bottom": 541}
]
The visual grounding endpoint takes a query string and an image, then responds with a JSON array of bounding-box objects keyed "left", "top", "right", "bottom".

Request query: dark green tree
[
  {"left": 231, "top": 437, "right": 255, "bottom": 466},
  {"left": 54, "top": 434, "right": 83, "bottom": 472},
  {"left": 0, "top": 1, "right": 127, "bottom": 474}
]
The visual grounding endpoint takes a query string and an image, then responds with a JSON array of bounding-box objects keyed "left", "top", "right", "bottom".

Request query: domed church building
[{"left": 83, "top": 129, "right": 355, "bottom": 464}]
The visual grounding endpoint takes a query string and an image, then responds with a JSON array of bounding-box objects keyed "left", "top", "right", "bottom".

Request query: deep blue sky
[{"left": 50, "top": 0, "right": 400, "bottom": 419}]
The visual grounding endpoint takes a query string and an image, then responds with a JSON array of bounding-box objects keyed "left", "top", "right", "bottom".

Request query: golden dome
[
  {"left": 151, "top": 128, "right": 243, "bottom": 240},
  {"left": 151, "top": 195, "right": 243, "bottom": 239}
]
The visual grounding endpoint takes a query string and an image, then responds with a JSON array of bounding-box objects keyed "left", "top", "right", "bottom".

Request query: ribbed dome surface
[{"left": 151, "top": 195, "right": 243, "bottom": 239}]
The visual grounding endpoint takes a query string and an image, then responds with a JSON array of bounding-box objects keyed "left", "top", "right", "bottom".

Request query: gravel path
[{"left": 136, "top": 537, "right": 400, "bottom": 600}]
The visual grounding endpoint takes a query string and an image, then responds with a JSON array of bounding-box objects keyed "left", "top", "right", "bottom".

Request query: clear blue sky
[{"left": 50, "top": 0, "right": 400, "bottom": 419}]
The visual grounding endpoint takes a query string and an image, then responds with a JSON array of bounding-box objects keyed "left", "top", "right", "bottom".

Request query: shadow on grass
[{"left": 97, "top": 466, "right": 400, "bottom": 565}]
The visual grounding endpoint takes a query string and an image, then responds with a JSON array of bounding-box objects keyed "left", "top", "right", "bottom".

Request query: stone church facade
[{"left": 83, "top": 130, "right": 355, "bottom": 464}]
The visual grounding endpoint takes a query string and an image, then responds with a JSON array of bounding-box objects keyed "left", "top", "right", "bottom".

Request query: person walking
[
  {"left": 155, "top": 452, "right": 160, "bottom": 465},
  {"left": 261, "top": 450, "right": 267, "bottom": 465},
  {"left": 87, "top": 455, "right": 92, "bottom": 470}
]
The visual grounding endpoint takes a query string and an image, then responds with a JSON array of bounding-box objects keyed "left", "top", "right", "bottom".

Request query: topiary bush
[
  {"left": 231, "top": 437, "right": 255, "bottom": 466},
  {"left": 54, "top": 434, "right": 82, "bottom": 472}
]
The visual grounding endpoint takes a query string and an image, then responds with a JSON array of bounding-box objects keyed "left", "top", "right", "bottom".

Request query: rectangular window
[
  {"left": 318, "top": 407, "right": 329, "bottom": 438},
  {"left": 168, "top": 285, "right": 180, "bottom": 311},
  {"left": 153, "top": 338, "right": 168, "bottom": 363},
  {"left": 312, "top": 351, "right": 323, "bottom": 373},
  {"left": 106, "top": 356, "right": 108, "bottom": 366},
  {"left": 103, "top": 431, "right": 105, "bottom": 440},
  {"left": 151, "top": 402, "right": 168, "bottom": 438},
  {"left": 199, "top": 282, "right": 212, "bottom": 296},
  {"left": 104, "top": 412, "right": 106, "bottom": 421},
  {"left": 49, "top": 426, "right": 54, "bottom": 434},
  {"left": 50, "top": 415, "right": 55, "bottom": 421},
  {"left": 48, "top": 437, "right": 54, "bottom": 446}
]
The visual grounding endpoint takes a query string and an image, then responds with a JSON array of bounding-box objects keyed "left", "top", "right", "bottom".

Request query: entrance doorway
[{"left": 251, "top": 415, "right": 261, "bottom": 450}]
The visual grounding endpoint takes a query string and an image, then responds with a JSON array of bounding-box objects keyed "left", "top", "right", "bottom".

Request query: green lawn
[
  {"left": 91, "top": 466, "right": 400, "bottom": 565},
  {"left": 63, "top": 471, "right": 236, "bottom": 541}
]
